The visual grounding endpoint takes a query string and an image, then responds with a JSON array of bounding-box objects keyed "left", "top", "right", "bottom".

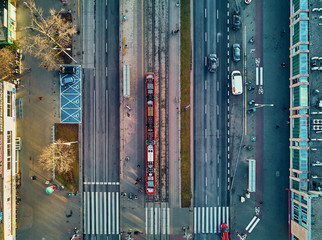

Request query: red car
[{"left": 220, "top": 223, "right": 229, "bottom": 240}]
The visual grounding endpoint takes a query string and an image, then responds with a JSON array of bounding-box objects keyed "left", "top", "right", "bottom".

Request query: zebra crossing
[
  {"left": 193, "top": 206, "right": 229, "bottom": 234},
  {"left": 145, "top": 203, "right": 170, "bottom": 236},
  {"left": 83, "top": 191, "right": 119, "bottom": 235}
]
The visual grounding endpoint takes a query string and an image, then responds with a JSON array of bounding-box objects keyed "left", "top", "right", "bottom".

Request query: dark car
[
  {"left": 208, "top": 54, "right": 218, "bottom": 72},
  {"left": 232, "top": 10, "right": 241, "bottom": 30},
  {"left": 220, "top": 223, "right": 229, "bottom": 240},
  {"left": 60, "top": 66, "right": 76, "bottom": 74},
  {"left": 232, "top": 43, "right": 241, "bottom": 62}
]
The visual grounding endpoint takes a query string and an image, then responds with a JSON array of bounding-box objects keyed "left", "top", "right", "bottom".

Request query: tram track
[{"left": 144, "top": 0, "right": 169, "bottom": 204}]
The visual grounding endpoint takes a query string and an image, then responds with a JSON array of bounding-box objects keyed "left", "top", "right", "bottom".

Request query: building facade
[
  {"left": 289, "top": 0, "right": 322, "bottom": 240},
  {"left": 0, "top": 81, "right": 17, "bottom": 240}
]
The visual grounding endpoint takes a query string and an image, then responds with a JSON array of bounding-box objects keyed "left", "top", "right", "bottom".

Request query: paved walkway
[{"left": 16, "top": 0, "right": 82, "bottom": 239}]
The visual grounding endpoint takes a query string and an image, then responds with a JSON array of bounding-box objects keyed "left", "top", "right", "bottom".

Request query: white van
[{"left": 231, "top": 71, "right": 243, "bottom": 95}]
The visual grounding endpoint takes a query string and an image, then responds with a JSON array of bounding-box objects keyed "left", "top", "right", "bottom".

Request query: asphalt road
[
  {"left": 82, "top": 0, "right": 120, "bottom": 239},
  {"left": 193, "top": 0, "right": 229, "bottom": 239}
]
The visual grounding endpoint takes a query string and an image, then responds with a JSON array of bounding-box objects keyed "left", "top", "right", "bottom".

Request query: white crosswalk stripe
[
  {"left": 83, "top": 191, "right": 119, "bottom": 235},
  {"left": 145, "top": 203, "right": 170, "bottom": 236},
  {"left": 193, "top": 206, "right": 229, "bottom": 234}
]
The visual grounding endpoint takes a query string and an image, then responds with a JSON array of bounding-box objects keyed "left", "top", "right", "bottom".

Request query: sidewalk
[
  {"left": 16, "top": 0, "right": 82, "bottom": 239},
  {"left": 228, "top": 1, "right": 258, "bottom": 239}
]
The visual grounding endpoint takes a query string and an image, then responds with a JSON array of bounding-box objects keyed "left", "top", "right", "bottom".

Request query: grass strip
[{"left": 180, "top": 0, "right": 191, "bottom": 208}]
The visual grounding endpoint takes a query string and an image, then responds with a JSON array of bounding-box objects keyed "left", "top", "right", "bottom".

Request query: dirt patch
[{"left": 55, "top": 123, "right": 79, "bottom": 191}]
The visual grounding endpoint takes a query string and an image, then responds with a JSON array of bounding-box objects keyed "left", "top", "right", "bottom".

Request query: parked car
[
  {"left": 60, "top": 76, "right": 75, "bottom": 86},
  {"left": 245, "top": 0, "right": 252, "bottom": 4},
  {"left": 60, "top": 66, "right": 76, "bottom": 74},
  {"left": 232, "top": 43, "right": 241, "bottom": 62},
  {"left": 231, "top": 70, "right": 243, "bottom": 95},
  {"left": 232, "top": 10, "right": 241, "bottom": 30},
  {"left": 220, "top": 223, "right": 229, "bottom": 240},
  {"left": 208, "top": 54, "right": 218, "bottom": 72}
]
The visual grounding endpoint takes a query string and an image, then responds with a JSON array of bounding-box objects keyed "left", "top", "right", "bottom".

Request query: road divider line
[
  {"left": 217, "top": 9, "right": 219, "bottom": 19},
  {"left": 205, "top": 153, "right": 207, "bottom": 163},
  {"left": 205, "top": 32, "right": 208, "bottom": 42},
  {"left": 205, "top": 8, "right": 207, "bottom": 18},
  {"left": 260, "top": 67, "right": 263, "bottom": 85}
]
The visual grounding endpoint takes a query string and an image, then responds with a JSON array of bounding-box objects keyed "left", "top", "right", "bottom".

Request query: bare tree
[
  {"left": 39, "top": 139, "right": 76, "bottom": 174},
  {"left": 22, "top": 0, "right": 77, "bottom": 70},
  {"left": 0, "top": 48, "right": 16, "bottom": 81}
]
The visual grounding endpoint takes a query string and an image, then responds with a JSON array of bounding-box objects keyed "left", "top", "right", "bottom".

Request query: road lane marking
[
  {"left": 194, "top": 207, "right": 197, "bottom": 233},
  {"left": 218, "top": 207, "right": 221, "bottom": 229},
  {"left": 210, "top": 207, "right": 213, "bottom": 233},
  {"left": 206, "top": 207, "right": 209, "bottom": 233},
  {"left": 246, "top": 216, "right": 258, "bottom": 231},
  {"left": 112, "top": 192, "right": 115, "bottom": 234},
  {"left": 205, "top": 80, "right": 207, "bottom": 89},
  {"left": 106, "top": 19, "right": 107, "bottom": 29},
  {"left": 205, "top": 104, "right": 207, "bottom": 114},
  {"left": 145, "top": 208, "right": 148, "bottom": 234},
  {"left": 205, "top": 153, "right": 207, "bottom": 163},
  {"left": 249, "top": 218, "right": 261, "bottom": 233},
  {"left": 205, "top": 129, "right": 207, "bottom": 138},
  {"left": 217, "top": 129, "right": 219, "bottom": 139},
  {"left": 217, "top": 178, "right": 220, "bottom": 187},
  {"left": 256, "top": 67, "right": 259, "bottom": 85},
  {"left": 205, "top": 8, "right": 207, "bottom": 18},
  {"left": 260, "top": 67, "right": 263, "bottom": 85},
  {"left": 217, "top": 9, "right": 219, "bottom": 19},
  {"left": 150, "top": 207, "right": 153, "bottom": 234},
  {"left": 198, "top": 207, "right": 201, "bottom": 233},
  {"left": 91, "top": 192, "right": 95, "bottom": 234},
  {"left": 167, "top": 208, "right": 170, "bottom": 234},
  {"left": 116, "top": 193, "right": 119, "bottom": 234},
  {"left": 104, "top": 192, "right": 107, "bottom": 234},
  {"left": 217, "top": 105, "right": 219, "bottom": 115},
  {"left": 214, "top": 207, "right": 217, "bottom": 233},
  {"left": 205, "top": 56, "right": 207, "bottom": 66},
  {"left": 205, "top": 32, "right": 208, "bottom": 42},
  {"left": 205, "top": 177, "right": 208, "bottom": 186},
  {"left": 83, "top": 192, "right": 87, "bottom": 234},
  {"left": 108, "top": 192, "right": 111, "bottom": 234},
  {"left": 202, "top": 207, "right": 205, "bottom": 233},
  {"left": 205, "top": 195, "right": 207, "bottom": 205},
  {"left": 217, "top": 81, "right": 219, "bottom": 91},
  {"left": 100, "top": 192, "right": 103, "bottom": 234}
]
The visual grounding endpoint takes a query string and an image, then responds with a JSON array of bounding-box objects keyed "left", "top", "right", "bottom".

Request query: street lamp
[
  {"left": 53, "top": 47, "right": 72, "bottom": 51},
  {"left": 254, "top": 103, "right": 274, "bottom": 108},
  {"left": 52, "top": 141, "right": 78, "bottom": 180},
  {"left": 312, "top": 175, "right": 322, "bottom": 179}
]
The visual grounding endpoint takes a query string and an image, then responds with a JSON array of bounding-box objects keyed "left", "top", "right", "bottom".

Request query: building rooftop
[
  {"left": 308, "top": 0, "right": 322, "bottom": 187},
  {"left": 311, "top": 196, "right": 322, "bottom": 240}
]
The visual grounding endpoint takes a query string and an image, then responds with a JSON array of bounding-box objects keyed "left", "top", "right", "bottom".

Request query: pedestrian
[
  {"left": 276, "top": 125, "right": 280, "bottom": 129},
  {"left": 137, "top": 164, "right": 140, "bottom": 168},
  {"left": 176, "top": 29, "right": 180, "bottom": 33},
  {"left": 281, "top": 62, "right": 286, "bottom": 67},
  {"left": 171, "top": 30, "right": 174, "bottom": 34},
  {"left": 135, "top": 182, "right": 138, "bottom": 185},
  {"left": 38, "top": 96, "right": 43, "bottom": 100}
]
